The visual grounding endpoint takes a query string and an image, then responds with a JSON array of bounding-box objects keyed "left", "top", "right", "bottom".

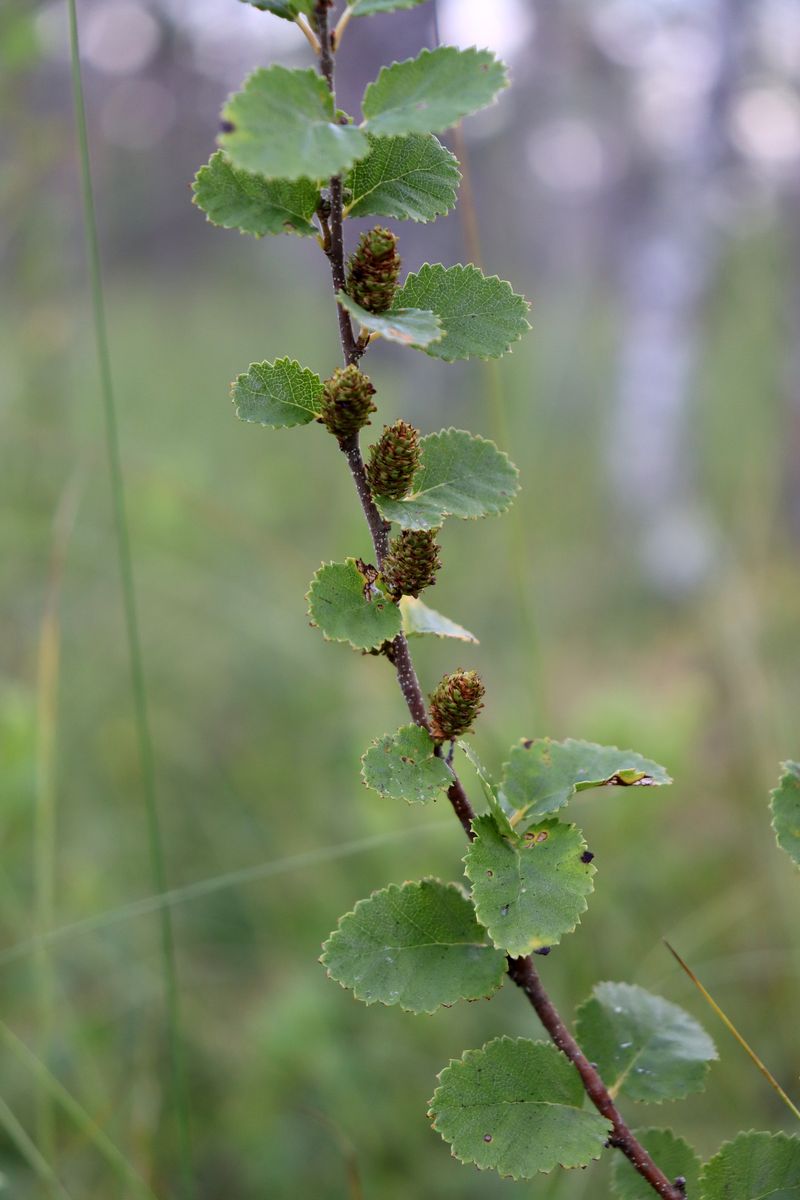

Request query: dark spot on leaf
[
  {"left": 220, "top": 119, "right": 235, "bottom": 133},
  {"left": 522, "top": 738, "right": 533, "bottom": 749},
  {"left": 486, "top": 869, "right": 493, "bottom": 877},
  {"left": 483, "top": 1133, "right": 493, "bottom": 1143},
  {"left": 580, "top": 850, "right": 595, "bottom": 864},
  {"left": 500, "top": 904, "right": 509, "bottom": 916},
  {"left": 534, "top": 946, "right": 551, "bottom": 956}
]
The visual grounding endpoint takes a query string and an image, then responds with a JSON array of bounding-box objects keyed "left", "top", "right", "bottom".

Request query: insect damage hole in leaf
[
  {"left": 321, "top": 879, "right": 506, "bottom": 1014},
  {"left": 307, "top": 559, "right": 402, "bottom": 650},
  {"left": 361, "top": 724, "right": 452, "bottom": 803}
]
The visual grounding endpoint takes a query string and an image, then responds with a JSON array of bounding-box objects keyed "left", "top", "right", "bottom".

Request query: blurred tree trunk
[{"left": 608, "top": 0, "right": 744, "bottom": 593}]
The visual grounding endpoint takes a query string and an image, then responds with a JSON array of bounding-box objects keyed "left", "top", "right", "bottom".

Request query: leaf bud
[
  {"left": 346, "top": 226, "right": 401, "bottom": 314},
  {"left": 366, "top": 420, "right": 420, "bottom": 499},
  {"left": 381, "top": 529, "right": 441, "bottom": 599},
  {"left": 318, "top": 365, "right": 377, "bottom": 440},
  {"left": 429, "top": 669, "right": 485, "bottom": 743}
]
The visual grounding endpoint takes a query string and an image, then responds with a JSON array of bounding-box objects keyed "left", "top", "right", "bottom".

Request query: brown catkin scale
[
  {"left": 429, "top": 670, "right": 485, "bottom": 743},
  {"left": 346, "top": 226, "right": 401, "bottom": 314},
  {"left": 381, "top": 529, "right": 441, "bottom": 599},
  {"left": 318, "top": 365, "right": 377, "bottom": 440},
  {"left": 366, "top": 420, "right": 421, "bottom": 499}
]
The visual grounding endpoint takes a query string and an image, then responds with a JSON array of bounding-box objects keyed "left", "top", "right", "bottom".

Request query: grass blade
[{"left": 66, "top": 1, "right": 191, "bottom": 1188}]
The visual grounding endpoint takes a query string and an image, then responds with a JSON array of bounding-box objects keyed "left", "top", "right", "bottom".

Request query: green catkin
[
  {"left": 366, "top": 420, "right": 421, "bottom": 499},
  {"left": 346, "top": 226, "right": 401, "bottom": 314},
  {"left": 429, "top": 670, "right": 485, "bottom": 743},
  {"left": 382, "top": 530, "right": 441, "bottom": 598},
  {"left": 318, "top": 365, "right": 377, "bottom": 440}
]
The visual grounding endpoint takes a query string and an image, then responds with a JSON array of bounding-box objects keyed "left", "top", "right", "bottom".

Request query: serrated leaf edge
[
  {"left": 360, "top": 723, "right": 452, "bottom": 803},
  {"left": 306, "top": 559, "right": 402, "bottom": 651},
  {"left": 362, "top": 46, "right": 510, "bottom": 135},
  {"left": 428, "top": 1036, "right": 611, "bottom": 1179},
  {"left": 230, "top": 356, "right": 323, "bottom": 429},
  {"left": 345, "top": 133, "right": 462, "bottom": 224},
  {"left": 698, "top": 1129, "right": 800, "bottom": 1198},
  {"left": 375, "top": 427, "right": 521, "bottom": 529},
  {"left": 320, "top": 878, "right": 505, "bottom": 1015},
  {"left": 464, "top": 814, "right": 596, "bottom": 955},
  {"left": 191, "top": 152, "right": 320, "bottom": 239},
  {"left": 396, "top": 261, "right": 532, "bottom": 362},
  {"left": 769, "top": 760, "right": 800, "bottom": 869},
  {"left": 574, "top": 981, "right": 718, "bottom": 1107}
]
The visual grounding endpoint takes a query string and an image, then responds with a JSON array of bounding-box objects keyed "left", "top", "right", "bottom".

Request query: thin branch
[
  {"left": 296, "top": 13, "right": 321, "bottom": 55},
  {"left": 309, "top": 10, "right": 682, "bottom": 1197}
]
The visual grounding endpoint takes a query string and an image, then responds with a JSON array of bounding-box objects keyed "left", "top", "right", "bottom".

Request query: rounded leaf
[
  {"left": 321, "top": 879, "right": 506, "bottom": 1014},
  {"left": 700, "top": 1131, "right": 800, "bottom": 1199},
  {"left": 363, "top": 47, "right": 508, "bottom": 138},
  {"left": 465, "top": 814, "right": 595, "bottom": 955},
  {"left": 575, "top": 982, "right": 717, "bottom": 1104},
  {"left": 393, "top": 263, "right": 530, "bottom": 361},
  {"left": 770, "top": 761, "right": 800, "bottom": 869},
  {"left": 307, "top": 559, "right": 401, "bottom": 650},
  {"left": 231, "top": 358, "right": 323, "bottom": 428},
  {"left": 361, "top": 724, "right": 452, "bottom": 803},
  {"left": 345, "top": 133, "right": 460, "bottom": 223},
  {"left": 192, "top": 151, "right": 319, "bottom": 238},
  {"left": 500, "top": 737, "right": 672, "bottom": 831},
  {"left": 612, "top": 1129, "right": 700, "bottom": 1200},
  {"left": 376, "top": 428, "right": 519, "bottom": 531},
  {"left": 429, "top": 1038, "right": 611, "bottom": 1179},
  {"left": 400, "top": 596, "right": 478, "bottom": 643},
  {"left": 220, "top": 66, "right": 369, "bottom": 180}
]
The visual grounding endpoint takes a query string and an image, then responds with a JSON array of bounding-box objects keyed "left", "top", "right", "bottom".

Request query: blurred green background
[{"left": 2, "top": 0, "right": 800, "bottom": 1196}]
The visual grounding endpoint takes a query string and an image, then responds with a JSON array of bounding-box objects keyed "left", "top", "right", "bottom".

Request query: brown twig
[{"left": 309, "top": 6, "right": 683, "bottom": 1195}]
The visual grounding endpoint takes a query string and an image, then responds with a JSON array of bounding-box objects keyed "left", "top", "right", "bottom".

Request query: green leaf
[
  {"left": 376, "top": 428, "right": 519, "bottom": 531},
  {"left": 362, "top": 47, "right": 508, "bottom": 138},
  {"left": 239, "top": 0, "right": 313, "bottom": 17},
  {"left": 613, "top": 1129, "right": 700, "bottom": 1200},
  {"left": 231, "top": 358, "right": 323, "bottom": 429},
  {"left": 770, "top": 761, "right": 800, "bottom": 869},
  {"left": 500, "top": 738, "right": 673, "bottom": 832},
  {"left": 458, "top": 741, "right": 515, "bottom": 837},
  {"left": 307, "top": 559, "right": 401, "bottom": 650},
  {"left": 321, "top": 879, "right": 506, "bottom": 1014},
  {"left": 700, "top": 1132, "right": 800, "bottom": 1200},
  {"left": 429, "top": 1038, "right": 611, "bottom": 1179},
  {"left": 193, "top": 151, "right": 319, "bottom": 238},
  {"left": 464, "top": 814, "right": 595, "bottom": 955},
  {"left": 350, "top": 0, "right": 429, "bottom": 14},
  {"left": 220, "top": 66, "right": 369, "bottom": 181},
  {"left": 400, "top": 596, "right": 478, "bottom": 643},
  {"left": 575, "top": 982, "right": 717, "bottom": 1104},
  {"left": 336, "top": 291, "right": 442, "bottom": 348},
  {"left": 361, "top": 724, "right": 451, "bottom": 803},
  {"left": 394, "top": 264, "right": 530, "bottom": 360},
  {"left": 345, "top": 133, "right": 460, "bottom": 222}
]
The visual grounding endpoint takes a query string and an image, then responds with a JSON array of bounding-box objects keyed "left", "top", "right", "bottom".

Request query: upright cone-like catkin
[
  {"left": 318, "top": 365, "right": 377, "bottom": 440},
  {"left": 346, "top": 226, "right": 401, "bottom": 314},
  {"left": 366, "top": 420, "right": 420, "bottom": 499},
  {"left": 429, "top": 670, "right": 485, "bottom": 743},
  {"left": 381, "top": 529, "right": 441, "bottom": 599}
]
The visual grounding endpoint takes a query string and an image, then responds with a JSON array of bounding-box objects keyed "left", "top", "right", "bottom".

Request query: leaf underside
[
  {"left": 429, "top": 1037, "right": 611, "bottom": 1179},
  {"left": 307, "top": 559, "right": 401, "bottom": 650},
  {"left": 361, "top": 724, "right": 451, "bottom": 803},
  {"left": 575, "top": 981, "right": 717, "bottom": 1105},
  {"left": 345, "top": 132, "right": 460, "bottom": 222},
  {"left": 321, "top": 879, "right": 506, "bottom": 1014},
  {"left": 193, "top": 151, "right": 319, "bottom": 238},
  {"left": 376, "top": 428, "right": 519, "bottom": 530},
  {"left": 220, "top": 66, "right": 368, "bottom": 180},
  {"left": 699, "top": 1131, "right": 800, "bottom": 1199},
  {"left": 500, "top": 737, "right": 672, "bottom": 832},
  {"left": 394, "top": 263, "right": 530, "bottom": 361},
  {"left": 231, "top": 357, "right": 323, "bottom": 428},
  {"left": 465, "top": 814, "right": 595, "bottom": 955},
  {"left": 337, "top": 291, "right": 442, "bottom": 347},
  {"left": 612, "top": 1129, "right": 700, "bottom": 1200},
  {"left": 362, "top": 47, "right": 508, "bottom": 138},
  {"left": 400, "top": 596, "right": 478, "bottom": 643},
  {"left": 770, "top": 761, "right": 800, "bottom": 868}
]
